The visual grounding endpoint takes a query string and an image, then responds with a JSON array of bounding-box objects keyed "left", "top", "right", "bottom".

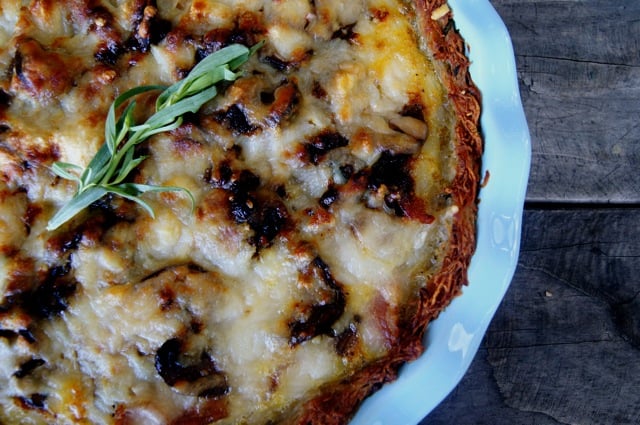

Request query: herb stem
[{"left": 47, "top": 43, "right": 262, "bottom": 231}]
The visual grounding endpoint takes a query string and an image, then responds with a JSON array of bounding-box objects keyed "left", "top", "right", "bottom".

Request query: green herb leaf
[
  {"left": 51, "top": 162, "right": 83, "bottom": 184},
  {"left": 47, "top": 186, "right": 108, "bottom": 231},
  {"left": 47, "top": 43, "right": 261, "bottom": 231}
]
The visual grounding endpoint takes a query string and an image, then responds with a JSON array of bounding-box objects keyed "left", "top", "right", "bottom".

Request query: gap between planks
[{"left": 524, "top": 201, "right": 640, "bottom": 210}]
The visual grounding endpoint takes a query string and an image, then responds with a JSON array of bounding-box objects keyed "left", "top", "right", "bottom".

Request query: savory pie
[{"left": 0, "top": 0, "right": 482, "bottom": 423}]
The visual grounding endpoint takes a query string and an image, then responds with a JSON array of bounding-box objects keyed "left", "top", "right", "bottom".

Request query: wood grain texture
[
  {"left": 424, "top": 209, "right": 640, "bottom": 424},
  {"left": 419, "top": 1, "right": 640, "bottom": 423},
  {"left": 491, "top": 0, "right": 640, "bottom": 203}
]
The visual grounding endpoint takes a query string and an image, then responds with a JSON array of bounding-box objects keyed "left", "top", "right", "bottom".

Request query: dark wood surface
[{"left": 422, "top": 1, "right": 640, "bottom": 423}]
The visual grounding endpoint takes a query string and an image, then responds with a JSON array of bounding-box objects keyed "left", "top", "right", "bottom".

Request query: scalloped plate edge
[{"left": 350, "top": 1, "right": 531, "bottom": 423}]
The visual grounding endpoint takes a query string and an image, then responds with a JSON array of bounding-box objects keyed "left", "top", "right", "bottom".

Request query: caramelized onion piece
[
  {"left": 265, "top": 81, "right": 301, "bottom": 127},
  {"left": 289, "top": 257, "right": 346, "bottom": 346},
  {"left": 304, "top": 131, "right": 350, "bottom": 165},
  {"left": 14, "top": 358, "right": 46, "bottom": 379},
  {"left": 213, "top": 104, "right": 260, "bottom": 135},
  {"left": 155, "top": 338, "right": 229, "bottom": 398}
]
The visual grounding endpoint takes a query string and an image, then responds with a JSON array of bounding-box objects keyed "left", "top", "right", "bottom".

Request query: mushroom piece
[
  {"left": 155, "top": 338, "right": 229, "bottom": 398},
  {"left": 288, "top": 257, "right": 346, "bottom": 346}
]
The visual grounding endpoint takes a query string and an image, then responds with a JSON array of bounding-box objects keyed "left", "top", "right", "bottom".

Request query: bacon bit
[
  {"left": 370, "top": 293, "right": 398, "bottom": 348},
  {"left": 399, "top": 196, "right": 435, "bottom": 224},
  {"left": 431, "top": 4, "right": 451, "bottom": 21},
  {"left": 370, "top": 8, "right": 390, "bottom": 22},
  {"left": 172, "top": 137, "right": 204, "bottom": 156},
  {"left": 266, "top": 81, "right": 301, "bottom": 127},
  {"left": 170, "top": 399, "right": 229, "bottom": 425},
  {"left": 305, "top": 207, "right": 334, "bottom": 227},
  {"left": 23, "top": 142, "right": 60, "bottom": 166}
]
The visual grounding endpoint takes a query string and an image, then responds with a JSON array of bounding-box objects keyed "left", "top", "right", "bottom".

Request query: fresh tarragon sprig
[{"left": 47, "top": 42, "right": 262, "bottom": 231}]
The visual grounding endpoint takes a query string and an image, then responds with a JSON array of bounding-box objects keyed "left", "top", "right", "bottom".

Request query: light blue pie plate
[{"left": 350, "top": 1, "right": 531, "bottom": 423}]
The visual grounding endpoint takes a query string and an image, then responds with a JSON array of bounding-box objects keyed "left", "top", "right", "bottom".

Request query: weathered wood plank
[
  {"left": 422, "top": 348, "right": 562, "bottom": 425},
  {"left": 423, "top": 209, "right": 640, "bottom": 424},
  {"left": 488, "top": 0, "right": 640, "bottom": 203},
  {"left": 422, "top": 1, "right": 640, "bottom": 423}
]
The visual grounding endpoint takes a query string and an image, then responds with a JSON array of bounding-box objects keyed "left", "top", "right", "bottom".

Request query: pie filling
[{"left": 0, "top": 0, "right": 481, "bottom": 423}]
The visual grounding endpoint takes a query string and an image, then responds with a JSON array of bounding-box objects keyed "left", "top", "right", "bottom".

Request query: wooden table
[{"left": 422, "top": 1, "right": 640, "bottom": 423}]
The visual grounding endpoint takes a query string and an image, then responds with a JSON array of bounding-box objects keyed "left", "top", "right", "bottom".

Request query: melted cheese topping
[{"left": 0, "top": 1, "right": 461, "bottom": 423}]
